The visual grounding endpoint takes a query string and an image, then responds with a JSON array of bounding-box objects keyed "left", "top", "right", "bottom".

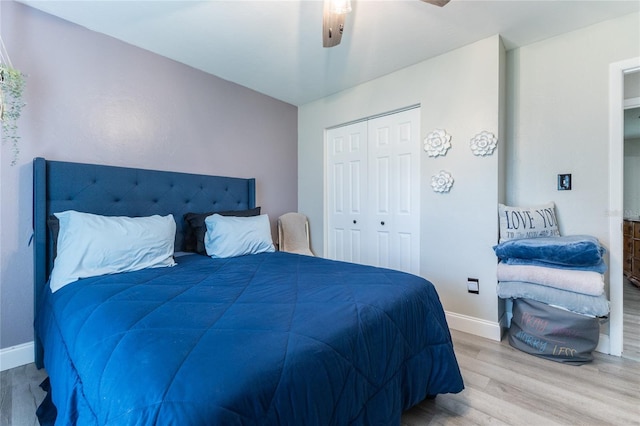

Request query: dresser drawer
[
  {"left": 633, "top": 259, "right": 640, "bottom": 277},
  {"left": 625, "top": 235, "right": 633, "bottom": 253},
  {"left": 625, "top": 221, "right": 640, "bottom": 282},
  {"left": 624, "top": 221, "right": 634, "bottom": 236},
  {"left": 634, "top": 240, "right": 640, "bottom": 259}
]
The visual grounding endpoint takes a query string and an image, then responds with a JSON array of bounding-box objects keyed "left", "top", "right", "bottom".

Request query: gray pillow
[{"left": 47, "top": 215, "right": 61, "bottom": 260}]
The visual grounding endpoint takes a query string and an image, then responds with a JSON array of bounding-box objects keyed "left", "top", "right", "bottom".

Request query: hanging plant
[{"left": 0, "top": 64, "right": 26, "bottom": 166}]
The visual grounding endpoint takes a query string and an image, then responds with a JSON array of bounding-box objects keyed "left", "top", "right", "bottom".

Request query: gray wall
[
  {"left": 505, "top": 13, "right": 639, "bottom": 245},
  {"left": 0, "top": 1, "right": 298, "bottom": 349},
  {"left": 298, "top": 36, "right": 505, "bottom": 339}
]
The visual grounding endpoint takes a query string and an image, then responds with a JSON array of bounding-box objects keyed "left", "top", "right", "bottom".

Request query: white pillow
[
  {"left": 50, "top": 211, "right": 176, "bottom": 292},
  {"left": 204, "top": 213, "right": 275, "bottom": 258},
  {"left": 498, "top": 202, "right": 560, "bottom": 243}
]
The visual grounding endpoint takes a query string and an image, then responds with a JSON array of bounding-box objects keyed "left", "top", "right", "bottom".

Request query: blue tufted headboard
[{"left": 32, "top": 157, "right": 256, "bottom": 367}]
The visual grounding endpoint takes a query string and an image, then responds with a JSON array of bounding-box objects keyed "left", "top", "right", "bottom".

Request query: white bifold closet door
[{"left": 326, "top": 107, "right": 421, "bottom": 275}]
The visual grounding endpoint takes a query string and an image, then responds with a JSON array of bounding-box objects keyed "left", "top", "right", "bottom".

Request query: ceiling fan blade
[
  {"left": 322, "top": 3, "right": 346, "bottom": 48},
  {"left": 420, "top": 0, "right": 450, "bottom": 7}
]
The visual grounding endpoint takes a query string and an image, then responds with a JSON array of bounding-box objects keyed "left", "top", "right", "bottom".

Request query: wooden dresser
[{"left": 623, "top": 219, "right": 640, "bottom": 287}]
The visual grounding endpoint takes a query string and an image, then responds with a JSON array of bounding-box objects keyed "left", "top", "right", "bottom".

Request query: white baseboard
[
  {"left": 0, "top": 341, "right": 35, "bottom": 371},
  {"left": 595, "top": 333, "right": 610, "bottom": 355},
  {"left": 445, "top": 311, "right": 502, "bottom": 341}
]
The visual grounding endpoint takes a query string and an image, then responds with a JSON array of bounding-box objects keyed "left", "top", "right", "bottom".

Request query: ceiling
[{"left": 19, "top": 0, "right": 640, "bottom": 106}]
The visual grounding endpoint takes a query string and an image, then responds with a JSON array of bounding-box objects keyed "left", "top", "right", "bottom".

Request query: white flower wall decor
[
  {"left": 431, "top": 170, "right": 454, "bottom": 193},
  {"left": 470, "top": 130, "right": 498, "bottom": 156},
  {"left": 423, "top": 129, "right": 452, "bottom": 157}
]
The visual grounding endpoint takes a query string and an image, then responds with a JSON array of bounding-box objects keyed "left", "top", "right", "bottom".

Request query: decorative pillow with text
[{"left": 498, "top": 202, "right": 560, "bottom": 243}]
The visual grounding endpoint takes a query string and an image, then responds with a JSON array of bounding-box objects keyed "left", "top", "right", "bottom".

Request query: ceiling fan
[{"left": 323, "top": 0, "right": 451, "bottom": 48}]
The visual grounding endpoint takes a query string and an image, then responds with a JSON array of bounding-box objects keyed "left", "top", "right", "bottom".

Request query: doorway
[
  {"left": 622, "top": 75, "right": 640, "bottom": 360},
  {"left": 609, "top": 57, "right": 640, "bottom": 357}
]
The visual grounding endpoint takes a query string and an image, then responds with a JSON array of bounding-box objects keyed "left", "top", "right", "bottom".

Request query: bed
[{"left": 33, "top": 157, "right": 464, "bottom": 425}]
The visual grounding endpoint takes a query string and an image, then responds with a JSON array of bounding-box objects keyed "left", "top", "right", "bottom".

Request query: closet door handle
[
  {"left": 381, "top": 221, "right": 385, "bottom": 226},
  {"left": 353, "top": 220, "right": 357, "bottom": 224}
]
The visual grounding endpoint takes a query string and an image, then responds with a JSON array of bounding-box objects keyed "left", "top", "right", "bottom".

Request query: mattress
[{"left": 36, "top": 252, "right": 464, "bottom": 425}]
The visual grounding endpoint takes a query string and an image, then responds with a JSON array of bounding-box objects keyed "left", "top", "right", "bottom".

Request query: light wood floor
[
  {"left": 623, "top": 278, "right": 640, "bottom": 361},
  {"left": 0, "top": 361, "right": 45, "bottom": 426},
  {"left": 2, "top": 330, "right": 638, "bottom": 426},
  {"left": 403, "top": 330, "right": 640, "bottom": 426}
]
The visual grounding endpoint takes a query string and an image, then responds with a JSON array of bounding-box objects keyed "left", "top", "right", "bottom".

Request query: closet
[{"left": 326, "top": 107, "right": 421, "bottom": 274}]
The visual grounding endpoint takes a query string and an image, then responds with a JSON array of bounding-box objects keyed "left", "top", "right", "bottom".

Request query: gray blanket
[{"left": 498, "top": 281, "right": 609, "bottom": 317}]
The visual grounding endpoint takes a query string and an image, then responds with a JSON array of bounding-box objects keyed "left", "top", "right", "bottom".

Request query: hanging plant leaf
[{"left": 0, "top": 64, "right": 26, "bottom": 165}]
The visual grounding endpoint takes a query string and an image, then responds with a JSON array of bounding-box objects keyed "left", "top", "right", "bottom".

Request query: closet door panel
[
  {"left": 332, "top": 162, "right": 344, "bottom": 214},
  {"left": 349, "top": 161, "right": 362, "bottom": 214},
  {"left": 398, "top": 232, "right": 413, "bottom": 273},
  {"left": 326, "top": 121, "right": 369, "bottom": 264},
  {"left": 374, "top": 157, "right": 390, "bottom": 214},
  {"left": 375, "top": 231, "right": 390, "bottom": 269},
  {"left": 398, "top": 153, "right": 412, "bottom": 214},
  {"left": 368, "top": 108, "right": 421, "bottom": 274}
]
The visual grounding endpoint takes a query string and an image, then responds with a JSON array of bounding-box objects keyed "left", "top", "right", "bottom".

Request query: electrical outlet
[{"left": 467, "top": 278, "right": 479, "bottom": 294}]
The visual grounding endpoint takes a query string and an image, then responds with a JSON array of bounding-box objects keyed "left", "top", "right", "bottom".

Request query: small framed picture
[{"left": 558, "top": 174, "right": 572, "bottom": 191}]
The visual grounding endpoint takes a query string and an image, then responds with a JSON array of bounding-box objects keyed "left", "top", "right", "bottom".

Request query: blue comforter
[{"left": 36, "top": 252, "right": 463, "bottom": 425}]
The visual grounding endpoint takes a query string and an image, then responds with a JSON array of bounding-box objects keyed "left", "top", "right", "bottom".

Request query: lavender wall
[{"left": 0, "top": 1, "right": 298, "bottom": 350}]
